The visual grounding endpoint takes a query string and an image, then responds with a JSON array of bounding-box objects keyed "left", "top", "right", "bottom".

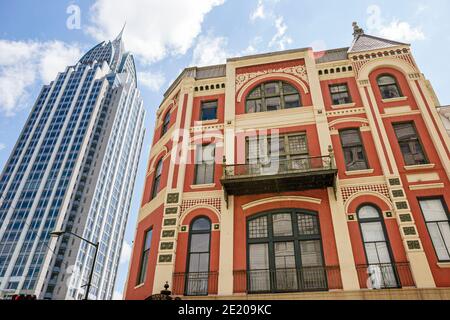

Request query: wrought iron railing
[
  {"left": 356, "top": 262, "right": 415, "bottom": 289},
  {"left": 233, "top": 266, "right": 342, "bottom": 294},
  {"left": 223, "top": 156, "right": 335, "bottom": 179},
  {"left": 172, "top": 272, "right": 219, "bottom": 296}
]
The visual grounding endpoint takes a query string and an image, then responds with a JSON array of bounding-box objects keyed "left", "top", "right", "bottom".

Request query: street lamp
[{"left": 50, "top": 230, "right": 99, "bottom": 300}]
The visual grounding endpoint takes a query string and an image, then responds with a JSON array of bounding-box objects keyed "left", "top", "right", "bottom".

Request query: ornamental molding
[{"left": 235, "top": 65, "right": 309, "bottom": 94}]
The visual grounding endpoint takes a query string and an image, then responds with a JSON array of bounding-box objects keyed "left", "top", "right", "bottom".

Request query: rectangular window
[
  {"left": 393, "top": 122, "right": 428, "bottom": 166},
  {"left": 330, "top": 84, "right": 352, "bottom": 105},
  {"left": 246, "top": 134, "right": 309, "bottom": 174},
  {"left": 339, "top": 129, "right": 369, "bottom": 171},
  {"left": 200, "top": 101, "right": 218, "bottom": 121},
  {"left": 194, "top": 144, "right": 216, "bottom": 185},
  {"left": 137, "top": 229, "right": 153, "bottom": 285},
  {"left": 419, "top": 199, "right": 450, "bottom": 261}
]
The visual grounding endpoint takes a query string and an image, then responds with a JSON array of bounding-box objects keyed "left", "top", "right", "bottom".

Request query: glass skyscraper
[{"left": 0, "top": 30, "right": 145, "bottom": 300}]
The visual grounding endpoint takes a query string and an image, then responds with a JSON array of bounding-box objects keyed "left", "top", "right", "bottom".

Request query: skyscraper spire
[{"left": 115, "top": 22, "right": 127, "bottom": 41}]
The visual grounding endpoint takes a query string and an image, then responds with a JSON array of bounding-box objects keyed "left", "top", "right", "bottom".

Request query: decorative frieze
[
  {"left": 158, "top": 254, "right": 173, "bottom": 263},
  {"left": 235, "top": 65, "right": 309, "bottom": 93}
]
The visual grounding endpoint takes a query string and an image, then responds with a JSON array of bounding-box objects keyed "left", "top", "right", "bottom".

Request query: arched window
[
  {"left": 151, "top": 159, "right": 163, "bottom": 200},
  {"left": 161, "top": 110, "right": 171, "bottom": 136},
  {"left": 246, "top": 210, "right": 325, "bottom": 293},
  {"left": 186, "top": 217, "right": 212, "bottom": 296},
  {"left": 246, "top": 81, "right": 302, "bottom": 113},
  {"left": 357, "top": 205, "right": 399, "bottom": 289},
  {"left": 377, "top": 75, "right": 402, "bottom": 99}
]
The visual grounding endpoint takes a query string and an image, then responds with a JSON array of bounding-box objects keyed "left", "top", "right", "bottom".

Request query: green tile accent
[
  {"left": 396, "top": 202, "right": 408, "bottom": 210},
  {"left": 167, "top": 193, "right": 180, "bottom": 204},
  {"left": 165, "top": 207, "right": 178, "bottom": 215},
  {"left": 162, "top": 230, "right": 175, "bottom": 238},
  {"left": 389, "top": 178, "right": 401, "bottom": 186},
  {"left": 407, "top": 240, "right": 421, "bottom": 250},
  {"left": 160, "top": 242, "right": 174, "bottom": 250},
  {"left": 159, "top": 255, "right": 173, "bottom": 263},
  {"left": 164, "top": 218, "right": 177, "bottom": 226},
  {"left": 403, "top": 227, "right": 417, "bottom": 236},
  {"left": 392, "top": 190, "right": 404, "bottom": 198},
  {"left": 400, "top": 214, "right": 412, "bottom": 222}
]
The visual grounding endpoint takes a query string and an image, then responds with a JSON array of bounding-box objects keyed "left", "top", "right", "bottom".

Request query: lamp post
[{"left": 51, "top": 230, "right": 99, "bottom": 300}]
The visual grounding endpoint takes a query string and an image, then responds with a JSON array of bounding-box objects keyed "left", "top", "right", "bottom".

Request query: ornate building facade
[{"left": 125, "top": 23, "right": 450, "bottom": 300}]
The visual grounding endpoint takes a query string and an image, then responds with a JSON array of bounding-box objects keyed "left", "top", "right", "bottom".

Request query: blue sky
[{"left": 1, "top": 0, "right": 450, "bottom": 299}]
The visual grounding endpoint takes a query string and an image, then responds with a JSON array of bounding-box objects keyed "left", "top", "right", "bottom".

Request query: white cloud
[
  {"left": 366, "top": 5, "right": 425, "bottom": 43},
  {"left": 0, "top": 143, "right": 5, "bottom": 151},
  {"left": 139, "top": 71, "right": 166, "bottom": 92},
  {"left": 377, "top": 20, "right": 425, "bottom": 42},
  {"left": 250, "top": 0, "right": 266, "bottom": 21},
  {"left": 191, "top": 35, "right": 229, "bottom": 67},
  {"left": 0, "top": 40, "right": 82, "bottom": 116},
  {"left": 269, "top": 16, "right": 293, "bottom": 50},
  {"left": 87, "top": 0, "right": 226, "bottom": 65},
  {"left": 119, "top": 241, "right": 132, "bottom": 265}
]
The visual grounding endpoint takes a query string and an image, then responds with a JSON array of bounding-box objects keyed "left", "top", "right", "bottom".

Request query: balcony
[
  {"left": 172, "top": 272, "right": 218, "bottom": 297},
  {"left": 356, "top": 262, "right": 415, "bottom": 289},
  {"left": 234, "top": 266, "right": 343, "bottom": 294},
  {"left": 221, "top": 156, "right": 337, "bottom": 196}
]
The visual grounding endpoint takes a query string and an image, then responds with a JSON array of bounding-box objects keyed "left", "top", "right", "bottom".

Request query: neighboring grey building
[
  {"left": 0, "top": 30, "right": 145, "bottom": 300},
  {"left": 438, "top": 106, "right": 450, "bottom": 136}
]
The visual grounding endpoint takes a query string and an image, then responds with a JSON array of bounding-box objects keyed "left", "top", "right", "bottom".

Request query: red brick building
[{"left": 125, "top": 23, "right": 450, "bottom": 300}]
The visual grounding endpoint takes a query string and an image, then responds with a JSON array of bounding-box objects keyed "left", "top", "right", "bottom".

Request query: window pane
[
  {"left": 144, "top": 229, "right": 153, "bottom": 251},
  {"left": 343, "top": 147, "right": 368, "bottom": 171},
  {"left": 273, "top": 214, "right": 293, "bottom": 237},
  {"left": 201, "top": 101, "right": 217, "bottom": 121},
  {"left": 340, "top": 130, "right": 360, "bottom": 146},
  {"left": 358, "top": 206, "right": 380, "bottom": 219},
  {"left": 394, "top": 123, "right": 416, "bottom": 141},
  {"left": 274, "top": 242, "right": 298, "bottom": 291},
  {"left": 246, "top": 99, "right": 263, "bottom": 113},
  {"left": 300, "top": 240, "right": 323, "bottom": 267},
  {"left": 248, "top": 87, "right": 262, "bottom": 99},
  {"left": 249, "top": 244, "right": 270, "bottom": 292},
  {"left": 282, "top": 83, "right": 297, "bottom": 94},
  {"left": 266, "top": 97, "right": 281, "bottom": 111},
  {"left": 380, "top": 85, "right": 401, "bottom": 99},
  {"left": 284, "top": 94, "right": 300, "bottom": 109},
  {"left": 361, "top": 222, "right": 386, "bottom": 242},
  {"left": 249, "top": 244, "right": 269, "bottom": 270},
  {"left": 427, "top": 224, "right": 450, "bottom": 261},
  {"left": 192, "top": 218, "right": 211, "bottom": 231},
  {"left": 274, "top": 242, "right": 296, "bottom": 268},
  {"left": 264, "top": 82, "right": 280, "bottom": 96},
  {"left": 377, "top": 76, "right": 396, "bottom": 86},
  {"left": 190, "top": 234, "right": 210, "bottom": 253},
  {"left": 288, "top": 135, "right": 307, "bottom": 154},
  {"left": 248, "top": 217, "right": 268, "bottom": 239},
  {"left": 189, "top": 252, "right": 209, "bottom": 273},
  {"left": 420, "top": 199, "right": 448, "bottom": 222},
  {"left": 297, "top": 214, "right": 320, "bottom": 235}
]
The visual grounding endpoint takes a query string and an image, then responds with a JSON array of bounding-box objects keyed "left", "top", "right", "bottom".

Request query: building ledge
[
  {"left": 437, "top": 262, "right": 450, "bottom": 269},
  {"left": 178, "top": 288, "right": 450, "bottom": 301},
  {"left": 331, "top": 102, "right": 356, "bottom": 109},
  {"left": 190, "top": 183, "right": 216, "bottom": 190},
  {"left": 404, "top": 164, "right": 436, "bottom": 171},
  {"left": 382, "top": 96, "right": 408, "bottom": 103},
  {"left": 345, "top": 169, "right": 375, "bottom": 176}
]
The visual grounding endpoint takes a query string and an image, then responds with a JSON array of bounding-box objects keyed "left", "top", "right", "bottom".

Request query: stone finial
[{"left": 352, "top": 21, "right": 364, "bottom": 37}]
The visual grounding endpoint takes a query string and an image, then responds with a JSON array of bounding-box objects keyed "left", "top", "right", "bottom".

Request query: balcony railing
[
  {"left": 221, "top": 156, "right": 337, "bottom": 196},
  {"left": 172, "top": 272, "right": 218, "bottom": 296},
  {"left": 233, "top": 266, "right": 343, "bottom": 294},
  {"left": 356, "top": 262, "right": 415, "bottom": 289}
]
